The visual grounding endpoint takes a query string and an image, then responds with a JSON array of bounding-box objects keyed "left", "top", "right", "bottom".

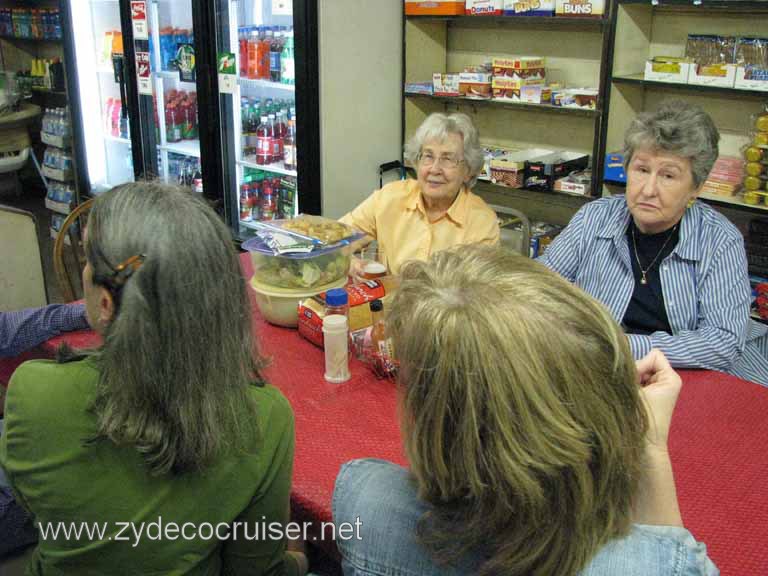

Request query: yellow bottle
[
  {"left": 755, "top": 132, "right": 768, "bottom": 147},
  {"left": 744, "top": 192, "right": 760, "bottom": 205},
  {"left": 756, "top": 115, "right": 768, "bottom": 133},
  {"left": 744, "top": 175, "right": 762, "bottom": 191}
]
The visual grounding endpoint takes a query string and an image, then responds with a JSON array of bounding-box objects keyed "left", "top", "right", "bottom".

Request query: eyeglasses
[{"left": 417, "top": 152, "right": 465, "bottom": 170}]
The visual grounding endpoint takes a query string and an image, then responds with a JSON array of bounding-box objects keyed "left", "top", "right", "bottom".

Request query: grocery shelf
[
  {"left": 612, "top": 74, "right": 768, "bottom": 99},
  {"left": 161, "top": 140, "right": 200, "bottom": 158},
  {"left": 406, "top": 15, "right": 605, "bottom": 28},
  {"left": 406, "top": 93, "right": 599, "bottom": 118},
  {"left": 238, "top": 159, "right": 297, "bottom": 178},
  {"left": 618, "top": 0, "right": 768, "bottom": 11},
  {"left": 699, "top": 191, "right": 768, "bottom": 214},
  {"left": 477, "top": 178, "right": 596, "bottom": 202},
  {"left": 0, "top": 35, "right": 61, "bottom": 43},
  {"left": 238, "top": 77, "right": 295, "bottom": 92}
]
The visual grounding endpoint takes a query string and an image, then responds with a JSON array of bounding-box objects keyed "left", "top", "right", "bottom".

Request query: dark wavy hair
[{"left": 84, "top": 182, "right": 263, "bottom": 475}]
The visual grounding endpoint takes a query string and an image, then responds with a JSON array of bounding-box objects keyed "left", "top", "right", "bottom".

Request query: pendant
[{"left": 640, "top": 272, "right": 648, "bottom": 285}]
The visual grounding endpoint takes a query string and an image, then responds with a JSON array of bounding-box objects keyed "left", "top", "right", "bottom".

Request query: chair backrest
[
  {"left": 0, "top": 204, "right": 48, "bottom": 311},
  {"left": 53, "top": 198, "right": 94, "bottom": 302}
]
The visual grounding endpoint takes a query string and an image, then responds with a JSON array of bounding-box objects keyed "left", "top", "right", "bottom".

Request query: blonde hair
[{"left": 388, "top": 245, "right": 647, "bottom": 576}]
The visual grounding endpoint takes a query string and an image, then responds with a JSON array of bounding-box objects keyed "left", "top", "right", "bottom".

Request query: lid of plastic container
[
  {"left": 249, "top": 274, "right": 347, "bottom": 297},
  {"left": 242, "top": 233, "right": 364, "bottom": 260},
  {"left": 323, "top": 314, "right": 348, "bottom": 331},
  {"left": 326, "top": 288, "right": 348, "bottom": 307},
  {"left": 369, "top": 299, "right": 383, "bottom": 312}
]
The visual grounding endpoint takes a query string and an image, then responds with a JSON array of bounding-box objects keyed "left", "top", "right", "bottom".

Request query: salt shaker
[{"left": 323, "top": 314, "right": 350, "bottom": 383}]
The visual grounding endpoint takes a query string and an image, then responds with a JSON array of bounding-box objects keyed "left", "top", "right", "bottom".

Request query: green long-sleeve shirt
[{"left": 0, "top": 357, "right": 300, "bottom": 576}]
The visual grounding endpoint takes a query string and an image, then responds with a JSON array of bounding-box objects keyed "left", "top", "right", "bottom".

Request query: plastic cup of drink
[{"left": 351, "top": 248, "right": 387, "bottom": 282}]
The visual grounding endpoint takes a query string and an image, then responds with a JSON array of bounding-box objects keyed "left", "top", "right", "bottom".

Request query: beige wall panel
[{"left": 405, "top": 20, "right": 447, "bottom": 83}]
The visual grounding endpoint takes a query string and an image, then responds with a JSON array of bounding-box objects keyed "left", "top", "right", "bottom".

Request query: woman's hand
[{"left": 636, "top": 349, "right": 683, "bottom": 453}]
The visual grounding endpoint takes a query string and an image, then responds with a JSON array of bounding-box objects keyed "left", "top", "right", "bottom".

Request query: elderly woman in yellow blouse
[{"left": 340, "top": 112, "right": 500, "bottom": 274}]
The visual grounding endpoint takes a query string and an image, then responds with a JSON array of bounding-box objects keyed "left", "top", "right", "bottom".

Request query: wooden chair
[
  {"left": 0, "top": 204, "right": 48, "bottom": 311},
  {"left": 53, "top": 198, "right": 94, "bottom": 302}
]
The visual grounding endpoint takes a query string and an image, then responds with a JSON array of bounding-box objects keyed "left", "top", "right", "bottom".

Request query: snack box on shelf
[
  {"left": 504, "top": 0, "right": 555, "bottom": 16},
  {"left": 481, "top": 147, "right": 518, "bottom": 180},
  {"left": 433, "top": 73, "right": 461, "bottom": 97},
  {"left": 552, "top": 88, "right": 597, "bottom": 109},
  {"left": 554, "top": 170, "right": 592, "bottom": 196},
  {"left": 492, "top": 57, "right": 546, "bottom": 75},
  {"left": 735, "top": 67, "right": 768, "bottom": 92},
  {"left": 604, "top": 152, "right": 626, "bottom": 184},
  {"left": 643, "top": 59, "right": 692, "bottom": 84},
  {"left": 688, "top": 63, "right": 736, "bottom": 88},
  {"left": 555, "top": 0, "right": 604, "bottom": 17},
  {"left": 459, "top": 72, "right": 492, "bottom": 99},
  {"left": 492, "top": 76, "right": 546, "bottom": 100},
  {"left": 490, "top": 148, "right": 554, "bottom": 188},
  {"left": 405, "top": 0, "right": 465, "bottom": 15},
  {"left": 520, "top": 84, "right": 553, "bottom": 104},
  {"left": 525, "top": 151, "right": 590, "bottom": 191},
  {"left": 465, "top": 0, "right": 503, "bottom": 15},
  {"left": 405, "top": 82, "right": 434, "bottom": 96}
]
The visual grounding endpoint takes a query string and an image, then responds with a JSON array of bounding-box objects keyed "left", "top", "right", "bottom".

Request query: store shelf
[
  {"left": 618, "top": 0, "right": 768, "bottom": 11},
  {"left": 238, "top": 77, "right": 295, "bottom": 92},
  {"left": 30, "top": 87, "right": 66, "bottom": 96},
  {"left": 699, "top": 191, "right": 768, "bottom": 213},
  {"left": 612, "top": 74, "right": 768, "bottom": 99},
  {"left": 478, "top": 178, "right": 596, "bottom": 202},
  {"left": 161, "top": 140, "right": 200, "bottom": 158},
  {"left": 406, "top": 15, "right": 605, "bottom": 28},
  {"left": 406, "top": 93, "right": 599, "bottom": 118},
  {"left": 0, "top": 35, "right": 61, "bottom": 44},
  {"left": 45, "top": 197, "right": 72, "bottom": 215},
  {"left": 238, "top": 159, "right": 297, "bottom": 177}
]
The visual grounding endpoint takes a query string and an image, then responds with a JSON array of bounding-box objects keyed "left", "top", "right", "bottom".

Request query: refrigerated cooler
[
  {"left": 63, "top": 0, "right": 210, "bottom": 200},
  {"left": 211, "top": 0, "right": 321, "bottom": 240}
]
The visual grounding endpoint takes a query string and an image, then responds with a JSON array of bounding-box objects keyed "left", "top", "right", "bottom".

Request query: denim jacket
[{"left": 333, "top": 459, "right": 719, "bottom": 576}]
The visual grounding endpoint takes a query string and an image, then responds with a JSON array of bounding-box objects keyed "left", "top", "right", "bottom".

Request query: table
[{"left": 1, "top": 254, "right": 767, "bottom": 576}]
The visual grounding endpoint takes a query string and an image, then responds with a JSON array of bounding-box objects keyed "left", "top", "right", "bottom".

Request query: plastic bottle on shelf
[
  {"left": 52, "top": 8, "right": 61, "bottom": 40},
  {"left": 259, "top": 29, "right": 272, "bottom": 80},
  {"left": 247, "top": 101, "right": 260, "bottom": 157},
  {"left": 281, "top": 31, "right": 295, "bottom": 85},
  {"left": 247, "top": 29, "right": 260, "bottom": 80},
  {"left": 283, "top": 118, "right": 296, "bottom": 171},
  {"left": 261, "top": 177, "right": 276, "bottom": 220},
  {"left": 270, "top": 31, "right": 282, "bottom": 83},
  {"left": 166, "top": 104, "right": 181, "bottom": 143},
  {"left": 239, "top": 28, "right": 248, "bottom": 77},
  {"left": 268, "top": 114, "right": 281, "bottom": 164},
  {"left": 256, "top": 115, "right": 270, "bottom": 165}
]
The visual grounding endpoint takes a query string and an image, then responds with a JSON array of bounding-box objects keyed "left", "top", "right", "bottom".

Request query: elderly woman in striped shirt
[{"left": 540, "top": 101, "right": 768, "bottom": 386}]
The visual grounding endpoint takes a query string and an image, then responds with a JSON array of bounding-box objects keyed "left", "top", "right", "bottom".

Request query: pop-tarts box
[
  {"left": 466, "top": 0, "right": 504, "bottom": 15},
  {"left": 504, "top": 0, "right": 555, "bottom": 16}
]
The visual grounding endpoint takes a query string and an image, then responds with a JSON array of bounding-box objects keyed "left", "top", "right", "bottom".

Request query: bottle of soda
[
  {"left": 281, "top": 31, "right": 295, "bottom": 85},
  {"left": 239, "top": 183, "right": 252, "bottom": 222},
  {"left": 247, "top": 102, "right": 259, "bottom": 157},
  {"left": 261, "top": 177, "right": 276, "bottom": 220},
  {"left": 249, "top": 179, "right": 261, "bottom": 220},
  {"left": 247, "top": 29, "right": 259, "bottom": 80},
  {"left": 283, "top": 118, "right": 296, "bottom": 171},
  {"left": 256, "top": 115, "right": 270, "bottom": 165},
  {"left": 239, "top": 28, "right": 248, "bottom": 77},
  {"left": 268, "top": 114, "right": 281, "bottom": 164},
  {"left": 259, "top": 29, "right": 272, "bottom": 80},
  {"left": 270, "top": 31, "right": 282, "bottom": 83}
]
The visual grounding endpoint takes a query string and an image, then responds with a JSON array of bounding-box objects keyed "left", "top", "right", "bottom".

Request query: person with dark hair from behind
[
  {"left": 333, "top": 245, "right": 718, "bottom": 576},
  {"left": 0, "top": 182, "right": 308, "bottom": 574}
]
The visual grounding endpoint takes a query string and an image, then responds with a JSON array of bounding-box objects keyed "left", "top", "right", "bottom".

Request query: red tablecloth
[{"left": 0, "top": 254, "right": 766, "bottom": 575}]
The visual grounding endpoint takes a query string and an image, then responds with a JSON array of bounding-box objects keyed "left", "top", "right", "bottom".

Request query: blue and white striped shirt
[
  {"left": 539, "top": 196, "right": 768, "bottom": 386},
  {"left": 0, "top": 303, "right": 89, "bottom": 358}
]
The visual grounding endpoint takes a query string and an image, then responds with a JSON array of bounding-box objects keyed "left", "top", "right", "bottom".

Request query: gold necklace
[{"left": 631, "top": 224, "right": 677, "bottom": 285}]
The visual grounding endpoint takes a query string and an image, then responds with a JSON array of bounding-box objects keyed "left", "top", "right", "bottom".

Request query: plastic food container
[
  {"left": 249, "top": 275, "right": 347, "bottom": 328},
  {"left": 243, "top": 235, "right": 355, "bottom": 290}
]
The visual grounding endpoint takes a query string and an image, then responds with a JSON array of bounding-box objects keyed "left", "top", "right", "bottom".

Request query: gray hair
[
  {"left": 623, "top": 100, "right": 719, "bottom": 189},
  {"left": 85, "top": 181, "right": 262, "bottom": 475},
  {"left": 404, "top": 112, "right": 485, "bottom": 188}
]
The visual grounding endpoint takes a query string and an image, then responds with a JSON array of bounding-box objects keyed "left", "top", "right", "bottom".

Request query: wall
[{"left": 318, "top": 0, "right": 402, "bottom": 218}]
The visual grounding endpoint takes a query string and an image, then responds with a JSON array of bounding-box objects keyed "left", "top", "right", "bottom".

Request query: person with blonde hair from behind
[{"left": 333, "top": 245, "right": 718, "bottom": 576}]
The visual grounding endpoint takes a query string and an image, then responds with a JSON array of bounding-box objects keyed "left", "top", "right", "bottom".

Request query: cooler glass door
[
  {"left": 66, "top": 0, "right": 137, "bottom": 195},
  {"left": 215, "top": 0, "right": 304, "bottom": 239}
]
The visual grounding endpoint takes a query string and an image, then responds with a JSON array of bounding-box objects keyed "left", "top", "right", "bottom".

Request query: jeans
[
  {"left": 0, "top": 417, "right": 38, "bottom": 557},
  {"left": 333, "top": 458, "right": 720, "bottom": 576}
]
